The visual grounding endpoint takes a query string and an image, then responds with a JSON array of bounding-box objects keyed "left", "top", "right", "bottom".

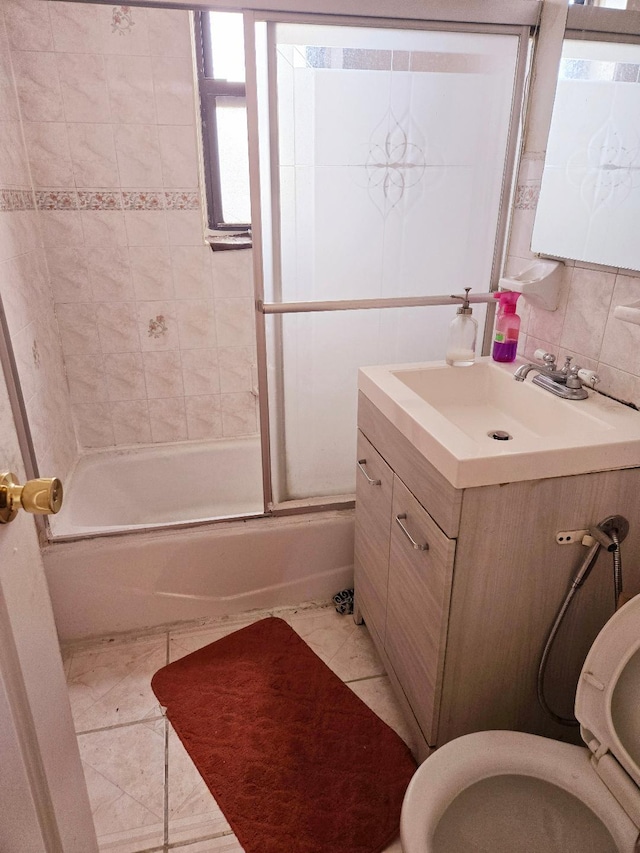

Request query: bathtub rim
[{"left": 45, "top": 436, "right": 354, "bottom": 543}]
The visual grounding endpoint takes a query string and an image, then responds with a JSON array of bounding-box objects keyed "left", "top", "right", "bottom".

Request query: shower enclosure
[{"left": 0, "top": 2, "right": 533, "bottom": 540}]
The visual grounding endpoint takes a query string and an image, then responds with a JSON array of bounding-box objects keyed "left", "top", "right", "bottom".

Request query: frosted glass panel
[
  {"left": 268, "top": 304, "right": 486, "bottom": 499},
  {"left": 260, "top": 22, "right": 520, "bottom": 501},
  {"left": 532, "top": 39, "right": 640, "bottom": 270}
]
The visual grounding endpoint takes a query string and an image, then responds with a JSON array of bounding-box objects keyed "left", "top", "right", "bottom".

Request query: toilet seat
[{"left": 401, "top": 595, "right": 640, "bottom": 853}]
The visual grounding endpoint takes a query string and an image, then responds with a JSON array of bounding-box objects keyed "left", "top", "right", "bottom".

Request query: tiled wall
[
  {"left": 508, "top": 153, "right": 640, "bottom": 408},
  {"left": 4, "top": 0, "right": 258, "bottom": 450},
  {"left": 0, "top": 7, "right": 77, "bottom": 482}
]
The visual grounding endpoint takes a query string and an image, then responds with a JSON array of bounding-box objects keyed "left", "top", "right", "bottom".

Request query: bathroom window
[{"left": 194, "top": 11, "right": 252, "bottom": 249}]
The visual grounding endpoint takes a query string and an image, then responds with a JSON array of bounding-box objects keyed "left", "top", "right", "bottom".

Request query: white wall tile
[
  {"left": 67, "top": 123, "right": 119, "bottom": 188},
  {"left": 177, "top": 299, "right": 217, "bottom": 349},
  {"left": 218, "top": 346, "right": 255, "bottom": 393},
  {"left": 214, "top": 297, "right": 255, "bottom": 347},
  {"left": 87, "top": 246, "right": 135, "bottom": 302},
  {"left": 600, "top": 274, "right": 640, "bottom": 375},
  {"left": 11, "top": 51, "right": 64, "bottom": 122},
  {"left": 49, "top": 1, "right": 102, "bottom": 53},
  {"left": 124, "top": 211, "right": 169, "bottom": 247},
  {"left": 165, "top": 210, "right": 203, "bottom": 246},
  {"left": 56, "top": 303, "right": 101, "bottom": 357},
  {"left": 80, "top": 210, "right": 128, "bottom": 247},
  {"left": 211, "top": 248, "right": 254, "bottom": 298},
  {"left": 106, "top": 55, "right": 156, "bottom": 125},
  {"left": 148, "top": 396, "right": 187, "bottom": 442},
  {"left": 114, "top": 124, "right": 163, "bottom": 187},
  {"left": 143, "top": 349, "right": 184, "bottom": 398},
  {"left": 153, "top": 57, "right": 195, "bottom": 126},
  {"left": 23, "top": 122, "right": 73, "bottom": 187},
  {"left": 5, "top": 0, "right": 54, "bottom": 51},
  {"left": 111, "top": 399, "right": 152, "bottom": 445},
  {"left": 185, "top": 393, "right": 223, "bottom": 440},
  {"left": 104, "top": 351, "right": 147, "bottom": 401},
  {"left": 56, "top": 53, "right": 110, "bottom": 124},
  {"left": 147, "top": 9, "right": 192, "bottom": 58},
  {"left": 39, "top": 210, "right": 84, "bottom": 248},
  {"left": 158, "top": 125, "right": 199, "bottom": 189},
  {"left": 221, "top": 391, "right": 258, "bottom": 436},
  {"left": 64, "top": 353, "right": 108, "bottom": 402},
  {"left": 171, "top": 246, "right": 212, "bottom": 299},
  {"left": 130, "top": 246, "right": 174, "bottom": 301},
  {"left": 561, "top": 267, "right": 615, "bottom": 362},
  {"left": 95, "top": 301, "right": 141, "bottom": 353},
  {"left": 181, "top": 348, "right": 220, "bottom": 396},
  {"left": 73, "top": 401, "right": 115, "bottom": 447},
  {"left": 47, "top": 247, "right": 92, "bottom": 302}
]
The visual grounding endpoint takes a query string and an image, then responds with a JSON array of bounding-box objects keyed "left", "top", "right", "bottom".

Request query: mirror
[{"left": 531, "top": 26, "right": 640, "bottom": 271}]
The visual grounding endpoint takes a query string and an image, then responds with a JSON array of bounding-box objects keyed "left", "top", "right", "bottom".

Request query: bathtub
[
  {"left": 43, "top": 439, "right": 355, "bottom": 641},
  {"left": 44, "top": 509, "right": 355, "bottom": 641},
  {"left": 49, "top": 436, "right": 264, "bottom": 537}
]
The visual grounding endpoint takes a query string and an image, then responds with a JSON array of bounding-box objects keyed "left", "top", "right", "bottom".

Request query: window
[{"left": 194, "top": 11, "right": 252, "bottom": 248}]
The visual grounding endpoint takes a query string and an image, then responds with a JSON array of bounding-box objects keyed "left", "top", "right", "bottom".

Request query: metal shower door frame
[{"left": 244, "top": 10, "right": 533, "bottom": 515}]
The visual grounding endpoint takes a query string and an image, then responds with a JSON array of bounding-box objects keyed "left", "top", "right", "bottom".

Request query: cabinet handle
[
  {"left": 357, "top": 459, "right": 381, "bottom": 486},
  {"left": 395, "top": 513, "right": 429, "bottom": 551}
]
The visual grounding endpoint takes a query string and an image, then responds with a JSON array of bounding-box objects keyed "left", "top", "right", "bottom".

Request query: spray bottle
[{"left": 492, "top": 291, "right": 521, "bottom": 363}]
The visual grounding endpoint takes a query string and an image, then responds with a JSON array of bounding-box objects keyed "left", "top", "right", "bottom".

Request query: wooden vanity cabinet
[{"left": 354, "top": 391, "right": 640, "bottom": 762}]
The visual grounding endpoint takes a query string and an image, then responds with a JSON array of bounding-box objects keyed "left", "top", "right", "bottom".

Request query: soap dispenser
[{"left": 446, "top": 287, "right": 477, "bottom": 367}]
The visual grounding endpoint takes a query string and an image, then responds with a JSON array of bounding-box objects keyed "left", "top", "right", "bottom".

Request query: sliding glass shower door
[{"left": 250, "top": 18, "right": 528, "bottom": 505}]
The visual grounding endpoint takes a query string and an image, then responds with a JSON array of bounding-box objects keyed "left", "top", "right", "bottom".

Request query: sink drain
[{"left": 488, "top": 430, "right": 513, "bottom": 441}]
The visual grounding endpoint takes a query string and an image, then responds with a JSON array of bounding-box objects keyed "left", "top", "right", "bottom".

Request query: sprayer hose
[{"left": 537, "top": 536, "right": 623, "bottom": 727}]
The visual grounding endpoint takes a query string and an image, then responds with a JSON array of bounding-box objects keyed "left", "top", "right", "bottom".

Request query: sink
[{"left": 358, "top": 358, "right": 640, "bottom": 488}]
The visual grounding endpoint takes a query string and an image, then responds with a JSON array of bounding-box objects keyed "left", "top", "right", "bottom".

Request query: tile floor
[{"left": 62, "top": 601, "right": 415, "bottom": 853}]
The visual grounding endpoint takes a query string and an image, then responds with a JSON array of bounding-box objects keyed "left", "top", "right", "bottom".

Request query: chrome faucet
[
  {"left": 514, "top": 350, "right": 599, "bottom": 401},
  {"left": 513, "top": 351, "right": 570, "bottom": 383}
]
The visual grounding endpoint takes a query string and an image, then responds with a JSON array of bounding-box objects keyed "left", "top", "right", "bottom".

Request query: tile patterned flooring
[{"left": 63, "top": 602, "right": 414, "bottom": 853}]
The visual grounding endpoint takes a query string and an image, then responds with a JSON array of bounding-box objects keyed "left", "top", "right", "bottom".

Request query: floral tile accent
[
  {"left": 148, "top": 314, "right": 168, "bottom": 339},
  {"left": 122, "top": 191, "right": 165, "bottom": 211},
  {"left": 164, "top": 191, "right": 200, "bottom": 211},
  {"left": 78, "top": 190, "right": 123, "bottom": 211},
  {"left": 514, "top": 183, "right": 540, "bottom": 210},
  {"left": 0, "top": 189, "right": 36, "bottom": 212},
  {"left": 3, "top": 187, "right": 202, "bottom": 212},
  {"left": 35, "top": 190, "right": 79, "bottom": 211},
  {"left": 111, "top": 5, "right": 136, "bottom": 35}
]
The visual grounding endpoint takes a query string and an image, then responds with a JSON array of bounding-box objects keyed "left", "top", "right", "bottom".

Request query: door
[
  {"left": 249, "top": 16, "right": 530, "bottom": 506},
  {"left": 0, "top": 364, "right": 97, "bottom": 850}
]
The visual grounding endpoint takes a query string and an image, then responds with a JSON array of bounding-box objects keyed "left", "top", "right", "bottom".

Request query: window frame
[{"left": 194, "top": 10, "right": 252, "bottom": 242}]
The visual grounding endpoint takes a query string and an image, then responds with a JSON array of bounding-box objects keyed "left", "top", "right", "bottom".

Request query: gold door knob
[{"left": 0, "top": 472, "right": 64, "bottom": 524}]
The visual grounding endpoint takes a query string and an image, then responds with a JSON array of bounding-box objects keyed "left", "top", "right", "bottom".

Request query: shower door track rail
[{"left": 258, "top": 293, "right": 496, "bottom": 314}]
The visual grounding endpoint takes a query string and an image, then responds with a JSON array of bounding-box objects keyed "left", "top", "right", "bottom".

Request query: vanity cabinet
[{"left": 354, "top": 391, "right": 640, "bottom": 762}]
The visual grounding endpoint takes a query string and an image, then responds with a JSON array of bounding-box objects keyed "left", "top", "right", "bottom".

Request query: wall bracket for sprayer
[{"left": 498, "top": 259, "right": 562, "bottom": 311}]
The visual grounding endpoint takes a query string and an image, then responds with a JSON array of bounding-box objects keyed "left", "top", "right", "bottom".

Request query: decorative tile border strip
[
  {"left": 19, "top": 189, "right": 201, "bottom": 212},
  {"left": 0, "top": 189, "right": 36, "bottom": 212},
  {"left": 514, "top": 183, "right": 540, "bottom": 211}
]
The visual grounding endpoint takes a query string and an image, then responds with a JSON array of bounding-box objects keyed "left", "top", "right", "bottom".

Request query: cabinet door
[
  {"left": 354, "top": 431, "right": 393, "bottom": 646},
  {"left": 385, "top": 476, "right": 456, "bottom": 746}
]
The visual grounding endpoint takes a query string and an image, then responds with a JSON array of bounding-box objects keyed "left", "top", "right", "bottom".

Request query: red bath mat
[{"left": 151, "top": 616, "right": 416, "bottom": 853}]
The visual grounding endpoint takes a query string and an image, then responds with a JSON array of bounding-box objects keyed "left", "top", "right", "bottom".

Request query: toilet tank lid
[{"left": 576, "top": 594, "right": 640, "bottom": 789}]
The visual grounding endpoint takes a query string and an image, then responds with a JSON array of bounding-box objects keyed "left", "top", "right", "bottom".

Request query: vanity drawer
[
  {"left": 354, "top": 431, "right": 393, "bottom": 647},
  {"left": 385, "top": 476, "right": 455, "bottom": 746}
]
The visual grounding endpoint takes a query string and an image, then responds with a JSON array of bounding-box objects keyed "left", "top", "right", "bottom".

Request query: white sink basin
[{"left": 358, "top": 358, "right": 640, "bottom": 488}]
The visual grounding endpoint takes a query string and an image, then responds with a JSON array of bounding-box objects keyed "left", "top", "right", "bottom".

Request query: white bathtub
[
  {"left": 43, "top": 438, "right": 355, "bottom": 641},
  {"left": 44, "top": 510, "right": 355, "bottom": 641},
  {"left": 50, "top": 437, "right": 264, "bottom": 537}
]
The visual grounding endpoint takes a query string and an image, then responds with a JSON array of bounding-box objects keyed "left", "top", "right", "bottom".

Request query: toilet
[{"left": 400, "top": 594, "right": 640, "bottom": 853}]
